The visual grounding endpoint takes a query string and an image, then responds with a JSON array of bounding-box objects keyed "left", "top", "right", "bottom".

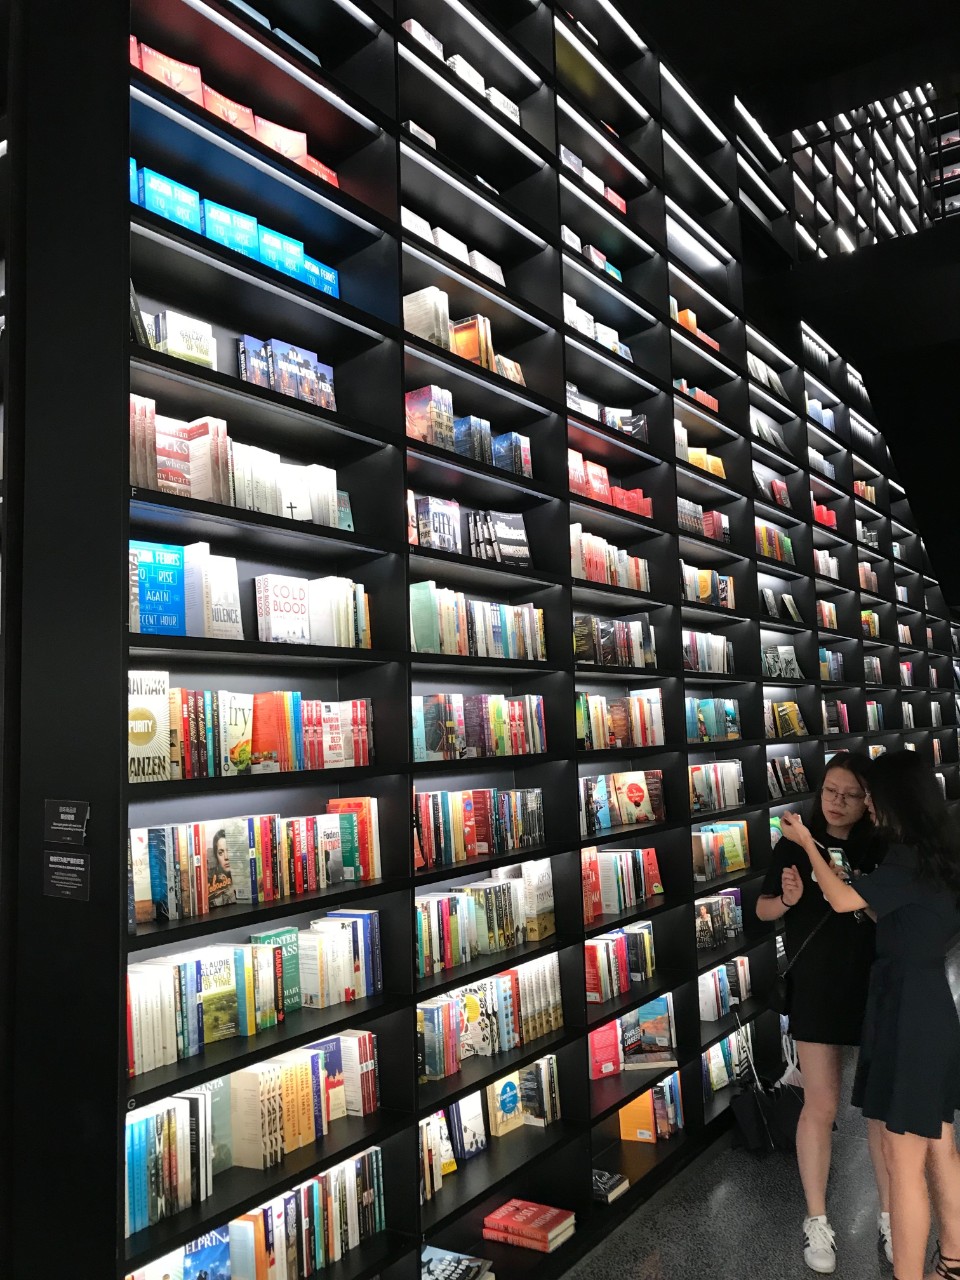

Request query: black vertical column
[{"left": 9, "top": 0, "right": 129, "bottom": 1273}]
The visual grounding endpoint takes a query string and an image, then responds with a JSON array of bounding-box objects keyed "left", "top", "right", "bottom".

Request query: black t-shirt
[{"left": 761, "top": 828, "right": 886, "bottom": 1045}]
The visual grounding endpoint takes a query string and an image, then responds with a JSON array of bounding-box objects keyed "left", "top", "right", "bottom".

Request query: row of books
[
  {"left": 673, "top": 299, "right": 720, "bottom": 352},
  {"left": 127, "top": 1145, "right": 385, "bottom": 1276},
  {"left": 747, "top": 352, "right": 788, "bottom": 399},
  {"left": 130, "top": 801, "right": 380, "bottom": 927},
  {"left": 581, "top": 846, "right": 663, "bottom": 923},
  {"left": 859, "top": 562, "right": 879, "bottom": 591},
  {"left": 409, "top": 581, "right": 545, "bottom": 660},
  {"left": 562, "top": 226, "right": 626, "bottom": 291},
  {"left": 766, "top": 755, "right": 809, "bottom": 798},
  {"left": 692, "top": 820, "right": 750, "bottom": 881},
  {"left": 579, "top": 769, "right": 666, "bottom": 837},
  {"left": 819, "top": 601, "right": 839, "bottom": 628},
  {"left": 128, "top": 672, "right": 374, "bottom": 784},
  {"left": 751, "top": 411, "right": 789, "bottom": 453},
  {"left": 576, "top": 689, "right": 666, "bottom": 751},
  {"left": 812, "top": 500, "right": 839, "bottom": 530},
  {"left": 678, "top": 497, "right": 729, "bottom": 542},
  {"left": 574, "top": 613, "right": 657, "bottom": 670},
  {"left": 752, "top": 466, "right": 792, "bottom": 509},
  {"left": 755, "top": 523, "right": 795, "bottom": 564},
  {"left": 131, "top": 297, "right": 217, "bottom": 370},
  {"left": 571, "top": 525, "right": 650, "bottom": 591},
  {"left": 133, "top": 160, "right": 338, "bottom": 297},
  {"left": 401, "top": 19, "right": 521, "bottom": 124},
  {"left": 685, "top": 696, "right": 741, "bottom": 743},
  {"left": 762, "top": 588, "right": 802, "bottom": 622},
  {"left": 587, "top": 994, "right": 677, "bottom": 1079},
  {"left": 823, "top": 698, "right": 851, "bottom": 734},
  {"left": 404, "top": 384, "right": 530, "bottom": 477},
  {"left": 410, "top": 493, "right": 531, "bottom": 567},
  {"left": 560, "top": 142, "right": 628, "bottom": 215},
  {"left": 809, "top": 445, "right": 836, "bottom": 479},
  {"left": 401, "top": 208, "right": 506, "bottom": 286},
  {"left": 688, "top": 760, "right": 745, "bottom": 816},
  {"left": 764, "top": 699, "right": 808, "bottom": 739},
  {"left": 585, "top": 921, "right": 656, "bottom": 1003},
  {"left": 681, "top": 561, "right": 736, "bottom": 611},
  {"left": 866, "top": 701, "right": 886, "bottom": 731},
  {"left": 412, "top": 692, "right": 546, "bottom": 761},
  {"left": 415, "top": 864, "right": 555, "bottom": 978},
  {"left": 403, "top": 286, "right": 525, "bottom": 386},
  {"left": 564, "top": 292, "right": 634, "bottom": 363},
  {"left": 128, "top": 914, "right": 381, "bottom": 1075},
  {"left": 130, "top": 37, "right": 338, "bottom": 187},
  {"left": 761, "top": 644, "right": 803, "bottom": 680},
  {"left": 699, "top": 956, "right": 752, "bottom": 1020},
  {"left": 854, "top": 479, "right": 878, "bottom": 503},
  {"left": 683, "top": 629, "right": 735, "bottom": 674},
  {"left": 568, "top": 449, "right": 653, "bottom": 518},
  {"left": 820, "top": 647, "right": 846, "bottom": 681},
  {"left": 674, "top": 422, "right": 725, "bottom": 474},
  {"left": 815, "top": 549, "right": 840, "bottom": 579},
  {"left": 617, "top": 1072, "right": 684, "bottom": 1144},
  {"left": 695, "top": 889, "right": 743, "bottom": 950},
  {"left": 566, "top": 382, "right": 648, "bottom": 438},
  {"left": 413, "top": 787, "right": 546, "bottom": 870},
  {"left": 419, "top": 1058, "right": 561, "bottom": 1203},
  {"left": 237, "top": 334, "right": 336, "bottom": 410},
  {"left": 703, "top": 1025, "right": 752, "bottom": 1099},
  {"left": 132, "top": 542, "right": 370, "bottom": 650},
  {"left": 418, "top": 954, "right": 563, "bottom": 1078},
  {"left": 673, "top": 380, "right": 719, "bottom": 415}
]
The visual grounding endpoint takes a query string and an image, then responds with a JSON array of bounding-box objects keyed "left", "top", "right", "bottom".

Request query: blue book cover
[
  {"left": 307, "top": 1035, "right": 346, "bottom": 1118},
  {"left": 130, "top": 540, "right": 185, "bottom": 634},
  {"left": 303, "top": 254, "right": 339, "bottom": 297},
  {"left": 147, "top": 827, "right": 169, "bottom": 920},
  {"left": 183, "top": 1226, "right": 230, "bottom": 1280}
]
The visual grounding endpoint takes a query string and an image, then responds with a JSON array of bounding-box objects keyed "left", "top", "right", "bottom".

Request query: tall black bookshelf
[{"left": 4, "top": 2, "right": 959, "bottom": 1278}]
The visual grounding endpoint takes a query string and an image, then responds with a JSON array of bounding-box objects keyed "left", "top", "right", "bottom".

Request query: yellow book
[{"left": 619, "top": 1090, "right": 657, "bottom": 1143}]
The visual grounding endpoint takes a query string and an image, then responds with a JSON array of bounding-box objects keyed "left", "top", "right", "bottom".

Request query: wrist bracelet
[{"left": 780, "top": 893, "right": 790, "bottom": 909}]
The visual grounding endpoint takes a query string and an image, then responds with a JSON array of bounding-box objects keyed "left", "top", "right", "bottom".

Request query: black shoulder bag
[{"left": 768, "top": 908, "right": 832, "bottom": 1015}]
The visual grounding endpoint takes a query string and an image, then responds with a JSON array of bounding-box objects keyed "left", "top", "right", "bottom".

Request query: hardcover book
[{"left": 128, "top": 670, "right": 170, "bottom": 783}]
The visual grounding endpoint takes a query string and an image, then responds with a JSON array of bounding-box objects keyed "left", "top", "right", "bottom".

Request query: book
[
  {"left": 129, "top": 541, "right": 185, "bottom": 635},
  {"left": 128, "top": 670, "right": 170, "bottom": 784},
  {"left": 592, "top": 1168, "right": 630, "bottom": 1203},
  {"left": 483, "top": 1199, "right": 575, "bottom": 1246}
]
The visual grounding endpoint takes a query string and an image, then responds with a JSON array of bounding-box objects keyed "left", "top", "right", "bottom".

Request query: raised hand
[{"left": 781, "top": 864, "right": 804, "bottom": 906}]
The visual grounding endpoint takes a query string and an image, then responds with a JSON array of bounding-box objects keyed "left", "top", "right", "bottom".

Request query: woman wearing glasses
[
  {"left": 757, "top": 751, "right": 890, "bottom": 1273},
  {"left": 782, "top": 751, "right": 960, "bottom": 1280}
]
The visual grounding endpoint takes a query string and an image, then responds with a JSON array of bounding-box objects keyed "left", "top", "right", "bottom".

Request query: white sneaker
[
  {"left": 878, "top": 1211, "right": 893, "bottom": 1263},
  {"left": 803, "top": 1216, "right": 837, "bottom": 1274}
]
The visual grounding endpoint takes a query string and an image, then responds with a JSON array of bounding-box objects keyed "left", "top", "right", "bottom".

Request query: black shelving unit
[{"left": 3, "top": 3, "right": 958, "bottom": 1279}]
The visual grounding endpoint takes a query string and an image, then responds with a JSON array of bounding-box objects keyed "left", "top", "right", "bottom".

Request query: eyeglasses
[{"left": 821, "top": 783, "right": 866, "bottom": 806}]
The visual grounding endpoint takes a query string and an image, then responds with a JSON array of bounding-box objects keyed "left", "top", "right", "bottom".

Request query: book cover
[
  {"left": 128, "top": 670, "right": 170, "bottom": 784},
  {"left": 129, "top": 541, "right": 185, "bottom": 635},
  {"left": 197, "top": 950, "right": 239, "bottom": 1042},
  {"left": 217, "top": 690, "right": 254, "bottom": 776},
  {"left": 183, "top": 1227, "right": 230, "bottom": 1279}
]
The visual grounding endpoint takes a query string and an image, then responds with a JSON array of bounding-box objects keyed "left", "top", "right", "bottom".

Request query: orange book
[
  {"left": 139, "top": 43, "right": 203, "bottom": 104},
  {"left": 251, "top": 691, "right": 282, "bottom": 773},
  {"left": 619, "top": 1090, "right": 657, "bottom": 1142},
  {"left": 201, "top": 83, "right": 256, "bottom": 134},
  {"left": 451, "top": 316, "right": 484, "bottom": 365},
  {"left": 303, "top": 154, "right": 340, "bottom": 187},
  {"left": 254, "top": 115, "right": 309, "bottom": 163},
  {"left": 642, "top": 847, "right": 663, "bottom": 895},
  {"left": 677, "top": 307, "right": 697, "bottom": 333},
  {"left": 326, "top": 796, "right": 378, "bottom": 879}
]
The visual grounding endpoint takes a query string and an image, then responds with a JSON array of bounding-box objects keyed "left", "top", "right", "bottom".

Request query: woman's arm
[
  {"left": 779, "top": 813, "right": 868, "bottom": 914},
  {"left": 756, "top": 865, "right": 804, "bottom": 921}
]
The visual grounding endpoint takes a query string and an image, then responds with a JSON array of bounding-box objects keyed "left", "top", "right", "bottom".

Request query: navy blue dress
[{"left": 853, "top": 844, "right": 960, "bottom": 1137}]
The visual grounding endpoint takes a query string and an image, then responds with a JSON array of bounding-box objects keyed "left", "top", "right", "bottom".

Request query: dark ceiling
[{"left": 630, "top": 0, "right": 960, "bottom": 136}]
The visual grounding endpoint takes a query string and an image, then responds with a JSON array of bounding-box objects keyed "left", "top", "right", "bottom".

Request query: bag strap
[{"left": 780, "top": 837, "right": 842, "bottom": 976}]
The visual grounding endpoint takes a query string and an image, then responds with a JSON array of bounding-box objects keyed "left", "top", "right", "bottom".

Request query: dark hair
[
  {"left": 808, "top": 751, "right": 873, "bottom": 845},
  {"left": 865, "top": 751, "right": 960, "bottom": 898}
]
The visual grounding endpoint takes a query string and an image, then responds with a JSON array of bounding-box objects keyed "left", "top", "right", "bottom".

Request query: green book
[
  {"left": 333, "top": 812, "right": 361, "bottom": 882},
  {"left": 409, "top": 579, "right": 441, "bottom": 653},
  {"left": 249, "top": 925, "right": 302, "bottom": 1012}
]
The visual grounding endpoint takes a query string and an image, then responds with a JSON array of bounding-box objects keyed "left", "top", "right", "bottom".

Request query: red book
[
  {"left": 604, "top": 187, "right": 626, "bottom": 214},
  {"left": 641, "top": 847, "right": 664, "bottom": 896},
  {"left": 483, "top": 1199, "right": 576, "bottom": 1245},
  {"left": 292, "top": 821, "right": 305, "bottom": 895},
  {"left": 588, "top": 1020, "right": 623, "bottom": 1079},
  {"left": 482, "top": 1227, "right": 572, "bottom": 1252},
  {"left": 585, "top": 460, "right": 612, "bottom": 504},
  {"left": 260, "top": 814, "right": 275, "bottom": 902},
  {"left": 472, "top": 789, "right": 493, "bottom": 856}
]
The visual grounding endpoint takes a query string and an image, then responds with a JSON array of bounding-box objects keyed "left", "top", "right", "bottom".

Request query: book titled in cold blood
[{"left": 128, "top": 670, "right": 170, "bottom": 783}]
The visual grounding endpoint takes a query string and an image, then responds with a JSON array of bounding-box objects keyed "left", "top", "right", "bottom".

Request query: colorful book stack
[
  {"left": 579, "top": 770, "right": 666, "bottom": 837},
  {"left": 570, "top": 525, "right": 651, "bottom": 590},
  {"left": 585, "top": 921, "right": 655, "bottom": 1002},
  {"left": 576, "top": 689, "right": 666, "bottom": 750},
  {"left": 617, "top": 1071, "right": 684, "bottom": 1142},
  {"left": 684, "top": 696, "right": 741, "bottom": 742},
  {"left": 692, "top": 820, "right": 750, "bottom": 881},
  {"left": 681, "top": 561, "right": 736, "bottom": 610},
  {"left": 574, "top": 613, "right": 657, "bottom": 669},
  {"left": 687, "top": 760, "right": 745, "bottom": 815},
  {"left": 410, "top": 581, "right": 545, "bottom": 660},
  {"left": 699, "top": 959, "right": 751, "bottom": 1019}
]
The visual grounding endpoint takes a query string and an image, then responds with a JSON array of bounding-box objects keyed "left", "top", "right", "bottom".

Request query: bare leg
[
  {"left": 868, "top": 1117, "right": 891, "bottom": 1212},
  {"left": 927, "top": 1122, "right": 960, "bottom": 1264},
  {"left": 881, "top": 1127, "right": 931, "bottom": 1280},
  {"left": 795, "top": 1042, "right": 842, "bottom": 1217}
]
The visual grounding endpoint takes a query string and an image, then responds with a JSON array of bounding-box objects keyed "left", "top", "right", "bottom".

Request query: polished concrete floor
[{"left": 570, "top": 1054, "right": 916, "bottom": 1280}]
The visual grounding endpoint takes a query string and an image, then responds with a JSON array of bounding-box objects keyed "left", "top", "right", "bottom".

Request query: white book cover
[
  {"left": 308, "top": 576, "right": 354, "bottom": 647},
  {"left": 128, "top": 670, "right": 170, "bottom": 783},
  {"left": 278, "top": 461, "right": 314, "bottom": 523},
  {"left": 305, "top": 463, "right": 338, "bottom": 527},
  {"left": 250, "top": 447, "right": 282, "bottom": 515},
  {"left": 256, "top": 574, "right": 310, "bottom": 644}
]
